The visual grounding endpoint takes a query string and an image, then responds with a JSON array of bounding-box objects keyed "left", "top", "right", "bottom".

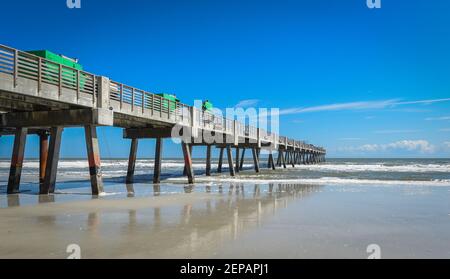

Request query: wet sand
[{"left": 0, "top": 184, "right": 449, "bottom": 259}]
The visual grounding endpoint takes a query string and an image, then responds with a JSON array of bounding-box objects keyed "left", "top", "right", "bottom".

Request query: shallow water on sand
[{"left": 0, "top": 159, "right": 449, "bottom": 258}]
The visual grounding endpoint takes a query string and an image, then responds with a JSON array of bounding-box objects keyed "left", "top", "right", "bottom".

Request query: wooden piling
[
  {"left": 40, "top": 127, "right": 63, "bottom": 195},
  {"left": 84, "top": 125, "right": 104, "bottom": 195},
  {"left": 153, "top": 138, "right": 163, "bottom": 184},
  {"left": 126, "top": 138, "right": 139, "bottom": 184},
  {"left": 182, "top": 141, "right": 195, "bottom": 184},
  {"left": 7, "top": 128, "right": 28, "bottom": 194}
]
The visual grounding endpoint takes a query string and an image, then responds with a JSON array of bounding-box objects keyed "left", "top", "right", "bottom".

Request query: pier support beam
[
  {"left": 268, "top": 151, "right": 276, "bottom": 170},
  {"left": 290, "top": 151, "right": 295, "bottom": 168},
  {"left": 217, "top": 147, "right": 224, "bottom": 173},
  {"left": 39, "top": 132, "right": 48, "bottom": 185},
  {"left": 252, "top": 147, "right": 260, "bottom": 173},
  {"left": 183, "top": 145, "right": 193, "bottom": 176},
  {"left": 280, "top": 150, "right": 287, "bottom": 168},
  {"left": 181, "top": 142, "right": 195, "bottom": 184},
  {"left": 239, "top": 148, "right": 246, "bottom": 171},
  {"left": 84, "top": 125, "right": 104, "bottom": 195},
  {"left": 7, "top": 128, "right": 28, "bottom": 194},
  {"left": 226, "top": 145, "right": 235, "bottom": 177},
  {"left": 206, "top": 145, "right": 212, "bottom": 176},
  {"left": 40, "top": 127, "right": 63, "bottom": 195},
  {"left": 126, "top": 138, "right": 139, "bottom": 184},
  {"left": 153, "top": 138, "right": 163, "bottom": 184},
  {"left": 235, "top": 147, "right": 240, "bottom": 173}
]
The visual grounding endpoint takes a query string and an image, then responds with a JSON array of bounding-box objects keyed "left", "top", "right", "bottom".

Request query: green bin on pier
[
  {"left": 25, "top": 50, "right": 85, "bottom": 90},
  {"left": 156, "top": 93, "right": 180, "bottom": 112}
]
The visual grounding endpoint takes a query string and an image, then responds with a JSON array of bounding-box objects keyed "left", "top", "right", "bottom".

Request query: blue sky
[{"left": 1, "top": 0, "right": 450, "bottom": 158}]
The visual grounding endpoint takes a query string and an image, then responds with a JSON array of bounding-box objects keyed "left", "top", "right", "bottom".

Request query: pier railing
[
  {"left": 0, "top": 45, "right": 97, "bottom": 100},
  {"left": 0, "top": 44, "right": 326, "bottom": 153}
]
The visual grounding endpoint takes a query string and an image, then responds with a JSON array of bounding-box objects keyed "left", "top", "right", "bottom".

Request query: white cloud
[
  {"left": 343, "top": 140, "right": 436, "bottom": 154},
  {"left": 440, "top": 128, "right": 450, "bottom": 132},
  {"left": 426, "top": 116, "right": 450, "bottom": 121},
  {"left": 396, "top": 98, "right": 450, "bottom": 105},
  {"left": 277, "top": 97, "right": 450, "bottom": 116},
  {"left": 279, "top": 100, "right": 398, "bottom": 115},
  {"left": 234, "top": 99, "right": 260, "bottom": 108},
  {"left": 444, "top": 141, "right": 450, "bottom": 149},
  {"left": 373, "top": 130, "right": 421, "bottom": 134}
]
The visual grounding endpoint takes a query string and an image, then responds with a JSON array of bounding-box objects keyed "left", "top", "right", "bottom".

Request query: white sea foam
[
  {"left": 294, "top": 163, "right": 450, "bottom": 173},
  {"left": 165, "top": 176, "right": 450, "bottom": 187},
  {"left": 1, "top": 160, "right": 448, "bottom": 173}
]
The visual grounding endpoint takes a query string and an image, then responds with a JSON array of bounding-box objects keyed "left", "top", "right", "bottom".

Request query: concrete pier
[{"left": 0, "top": 43, "right": 326, "bottom": 196}]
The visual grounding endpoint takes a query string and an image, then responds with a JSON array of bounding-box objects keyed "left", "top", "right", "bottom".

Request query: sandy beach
[{"left": 1, "top": 181, "right": 449, "bottom": 259}]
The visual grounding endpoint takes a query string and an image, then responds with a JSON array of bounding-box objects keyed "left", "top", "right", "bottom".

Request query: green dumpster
[
  {"left": 202, "top": 100, "right": 214, "bottom": 112},
  {"left": 26, "top": 50, "right": 85, "bottom": 89},
  {"left": 156, "top": 93, "right": 180, "bottom": 112}
]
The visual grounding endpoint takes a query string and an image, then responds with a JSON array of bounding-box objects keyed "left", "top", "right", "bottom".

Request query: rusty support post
[
  {"left": 84, "top": 125, "right": 104, "bottom": 195},
  {"left": 7, "top": 128, "right": 28, "bottom": 194}
]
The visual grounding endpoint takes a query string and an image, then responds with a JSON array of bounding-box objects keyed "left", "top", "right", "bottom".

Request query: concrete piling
[
  {"left": 252, "top": 147, "right": 260, "bottom": 173},
  {"left": 126, "top": 138, "right": 139, "bottom": 184},
  {"left": 181, "top": 141, "right": 195, "bottom": 184},
  {"left": 226, "top": 145, "right": 235, "bottom": 177},
  {"left": 206, "top": 145, "right": 212, "bottom": 176},
  {"left": 153, "top": 138, "right": 163, "bottom": 184},
  {"left": 235, "top": 147, "right": 240, "bottom": 173},
  {"left": 217, "top": 147, "right": 224, "bottom": 173},
  {"left": 84, "top": 125, "right": 104, "bottom": 195},
  {"left": 39, "top": 132, "right": 48, "bottom": 185},
  {"left": 7, "top": 128, "right": 28, "bottom": 194},
  {"left": 239, "top": 148, "right": 246, "bottom": 171},
  {"left": 40, "top": 127, "right": 63, "bottom": 195}
]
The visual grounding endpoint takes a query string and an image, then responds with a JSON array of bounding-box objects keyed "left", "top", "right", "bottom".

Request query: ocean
[{"left": 1, "top": 158, "right": 449, "bottom": 192}]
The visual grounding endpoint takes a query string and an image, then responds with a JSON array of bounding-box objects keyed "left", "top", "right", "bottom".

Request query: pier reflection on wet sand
[{"left": 0, "top": 184, "right": 321, "bottom": 259}]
